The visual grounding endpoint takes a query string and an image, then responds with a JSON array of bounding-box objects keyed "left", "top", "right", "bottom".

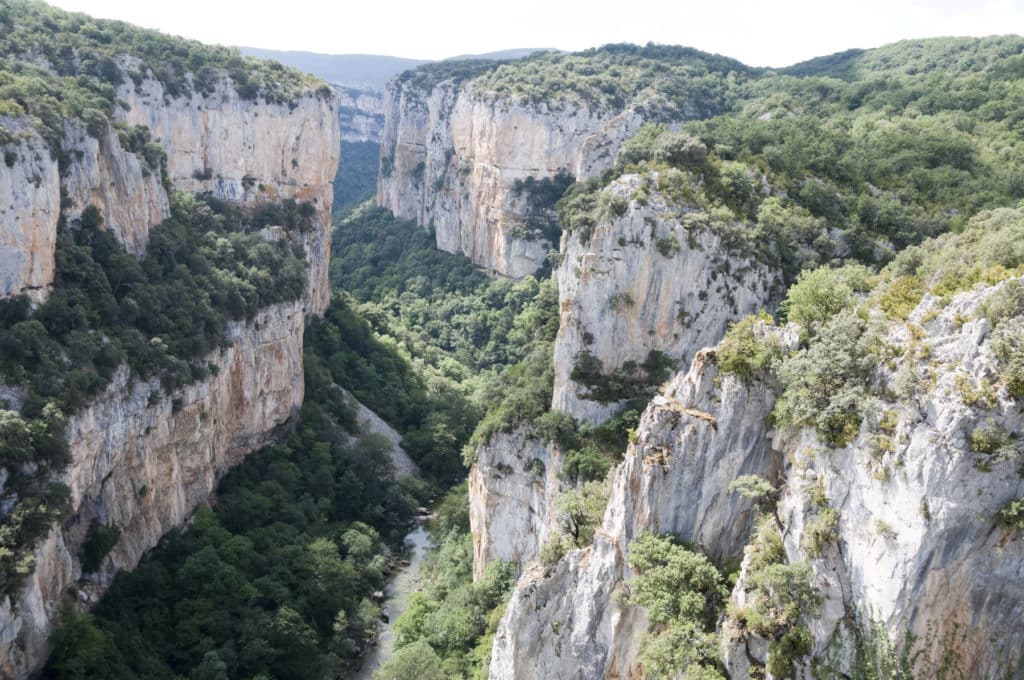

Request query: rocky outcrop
[
  {"left": 552, "top": 173, "right": 779, "bottom": 423},
  {"left": 117, "top": 75, "right": 339, "bottom": 314},
  {"left": 0, "top": 120, "right": 59, "bottom": 302},
  {"left": 489, "top": 341, "right": 787, "bottom": 679},
  {"left": 0, "top": 301, "right": 305, "bottom": 678},
  {"left": 468, "top": 174, "right": 779, "bottom": 585},
  {"left": 377, "top": 78, "right": 643, "bottom": 277},
  {"left": 60, "top": 120, "right": 170, "bottom": 256},
  {"left": 492, "top": 279, "right": 1024, "bottom": 679},
  {"left": 0, "top": 74, "right": 339, "bottom": 313},
  {"left": 734, "top": 283, "right": 1024, "bottom": 679},
  {"left": 468, "top": 429, "right": 560, "bottom": 580},
  {"left": 336, "top": 86, "right": 385, "bottom": 143}
]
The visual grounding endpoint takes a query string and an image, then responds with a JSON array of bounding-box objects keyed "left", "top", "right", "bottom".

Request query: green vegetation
[
  {"left": 570, "top": 349, "right": 676, "bottom": 404},
  {"left": 510, "top": 171, "right": 575, "bottom": 243},
  {"left": 774, "top": 310, "right": 878, "bottom": 447},
  {"left": 474, "top": 43, "right": 753, "bottom": 117},
  {"left": 333, "top": 141, "right": 381, "bottom": 215},
  {"left": 330, "top": 205, "right": 559, "bottom": 463},
  {"left": 80, "top": 520, "right": 121, "bottom": 573},
  {"left": 728, "top": 475, "right": 778, "bottom": 508},
  {"left": 717, "top": 312, "right": 784, "bottom": 382},
  {"left": 626, "top": 532, "right": 728, "bottom": 679},
  {"left": 1000, "top": 498, "right": 1024, "bottom": 529},
  {"left": 801, "top": 507, "right": 840, "bottom": 558},
  {"left": 396, "top": 58, "right": 506, "bottom": 93},
  {"left": 548, "top": 38, "right": 1024, "bottom": 293},
  {"left": 0, "top": 192, "right": 312, "bottom": 598},
  {"left": 730, "top": 519, "right": 821, "bottom": 679},
  {"left": 554, "top": 479, "right": 609, "bottom": 548},
  {"left": 779, "top": 265, "right": 872, "bottom": 332},
  {"left": 762, "top": 205, "right": 1024, "bottom": 450},
  {"left": 991, "top": 319, "right": 1024, "bottom": 399},
  {"left": 42, "top": 198, "right": 566, "bottom": 676},
  {"left": 0, "top": 0, "right": 323, "bottom": 151},
  {"left": 535, "top": 406, "right": 642, "bottom": 484},
  {"left": 0, "top": 406, "right": 69, "bottom": 597},
  {"left": 0, "top": 192, "right": 309, "bottom": 417},
  {"left": 45, "top": 319, "right": 426, "bottom": 678},
  {"left": 381, "top": 484, "right": 515, "bottom": 679}
]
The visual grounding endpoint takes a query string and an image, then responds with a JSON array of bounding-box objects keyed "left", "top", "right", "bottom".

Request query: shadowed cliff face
[
  {"left": 0, "top": 69, "right": 340, "bottom": 679},
  {"left": 377, "top": 78, "right": 643, "bottom": 278},
  {"left": 0, "top": 302, "right": 307, "bottom": 678}
]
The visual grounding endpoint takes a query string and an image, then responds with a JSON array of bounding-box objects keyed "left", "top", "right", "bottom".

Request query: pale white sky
[{"left": 48, "top": 0, "right": 1024, "bottom": 67}]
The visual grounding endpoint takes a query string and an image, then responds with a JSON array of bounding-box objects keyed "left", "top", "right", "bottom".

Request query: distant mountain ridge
[
  {"left": 239, "top": 46, "right": 559, "bottom": 89},
  {"left": 238, "top": 48, "right": 428, "bottom": 89}
]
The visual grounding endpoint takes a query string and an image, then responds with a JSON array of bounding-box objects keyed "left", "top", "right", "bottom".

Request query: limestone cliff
[
  {"left": 117, "top": 75, "right": 339, "bottom": 314},
  {"left": 468, "top": 173, "right": 777, "bottom": 580},
  {"left": 490, "top": 279, "right": 1024, "bottom": 679},
  {"left": 336, "top": 86, "right": 385, "bottom": 143},
  {"left": 489, "top": 335, "right": 789, "bottom": 679},
  {"left": 0, "top": 73, "right": 339, "bottom": 314},
  {"left": 724, "top": 282, "right": 1024, "bottom": 679},
  {"left": 0, "top": 301, "right": 305, "bottom": 678},
  {"left": 468, "top": 430, "right": 560, "bottom": 581},
  {"left": 377, "top": 76, "right": 642, "bottom": 277},
  {"left": 0, "top": 61, "right": 340, "bottom": 678},
  {"left": 552, "top": 173, "right": 779, "bottom": 423},
  {"left": 0, "top": 119, "right": 59, "bottom": 303},
  {"left": 60, "top": 119, "right": 170, "bottom": 256}
]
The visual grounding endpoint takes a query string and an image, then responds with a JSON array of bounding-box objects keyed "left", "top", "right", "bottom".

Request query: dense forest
[
  {"left": 44, "top": 312, "right": 428, "bottom": 678},
  {"left": 42, "top": 203, "right": 560, "bottom": 678}
]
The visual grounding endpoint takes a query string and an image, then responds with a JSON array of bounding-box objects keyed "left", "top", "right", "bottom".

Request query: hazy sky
[{"left": 48, "top": 0, "right": 1024, "bottom": 66}]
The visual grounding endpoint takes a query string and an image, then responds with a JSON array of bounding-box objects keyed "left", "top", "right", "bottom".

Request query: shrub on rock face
[
  {"left": 626, "top": 532, "right": 728, "bottom": 679},
  {"left": 1000, "top": 498, "right": 1024, "bottom": 529},
  {"left": 717, "top": 313, "right": 784, "bottom": 382},
  {"left": 779, "top": 264, "right": 872, "bottom": 336},
  {"left": 654, "top": 131, "right": 708, "bottom": 167},
  {"left": 773, "top": 310, "right": 878, "bottom": 447},
  {"left": 991, "top": 319, "right": 1024, "bottom": 399}
]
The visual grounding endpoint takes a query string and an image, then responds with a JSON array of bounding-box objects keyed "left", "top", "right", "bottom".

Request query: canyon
[{"left": 2, "top": 18, "right": 1023, "bottom": 680}]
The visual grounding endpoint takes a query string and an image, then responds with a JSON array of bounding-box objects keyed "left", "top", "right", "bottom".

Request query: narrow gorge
[{"left": 1, "top": 5, "right": 1023, "bottom": 680}]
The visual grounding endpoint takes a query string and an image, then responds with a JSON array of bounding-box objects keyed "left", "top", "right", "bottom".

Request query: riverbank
[{"left": 351, "top": 521, "right": 432, "bottom": 679}]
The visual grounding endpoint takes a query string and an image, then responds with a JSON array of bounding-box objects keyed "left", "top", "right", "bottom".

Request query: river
[{"left": 351, "top": 522, "right": 432, "bottom": 679}]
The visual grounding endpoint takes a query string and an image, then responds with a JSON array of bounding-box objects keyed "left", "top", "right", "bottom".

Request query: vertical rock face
[
  {"left": 468, "top": 173, "right": 777, "bottom": 591},
  {"left": 0, "top": 121, "right": 59, "bottom": 302},
  {"left": 732, "top": 284, "right": 1024, "bottom": 679},
  {"left": 0, "top": 69, "right": 340, "bottom": 679},
  {"left": 489, "top": 346, "right": 786, "bottom": 680},
  {"left": 0, "top": 76, "right": 339, "bottom": 314},
  {"left": 552, "top": 174, "right": 779, "bottom": 423},
  {"left": 377, "top": 77, "right": 643, "bottom": 277},
  {"left": 493, "top": 279, "right": 1024, "bottom": 680},
  {"left": 60, "top": 120, "right": 170, "bottom": 256},
  {"left": 0, "top": 301, "right": 306, "bottom": 679},
  {"left": 117, "top": 76, "right": 340, "bottom": 314},
  {"left": 468, "top": 430, "right": 560, "bottom": 580},
  {"left": 336, "top": 86, "right": 386, "bottom": 142}
]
